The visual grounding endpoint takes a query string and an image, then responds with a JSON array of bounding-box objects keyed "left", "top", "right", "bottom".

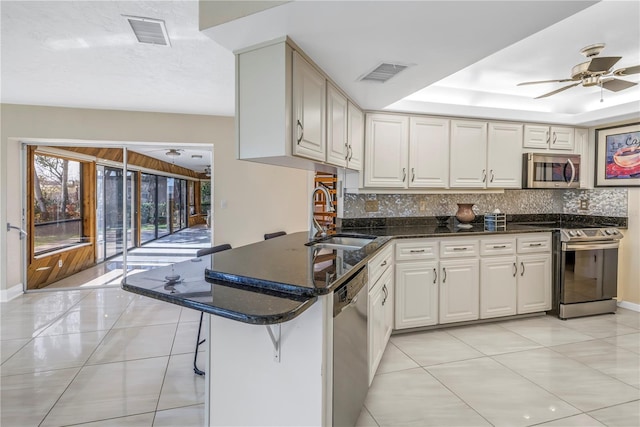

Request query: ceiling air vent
[
  {"left": 125, "top": 16, "right": 171, "bottom": 46},
  {"left": 359, "top": 62, "right": 410, "bottom": 83}
]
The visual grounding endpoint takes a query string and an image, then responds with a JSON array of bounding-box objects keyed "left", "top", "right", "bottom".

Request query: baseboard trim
[
  {"left": 617, "top": 300, "right": 640, "bottom": 313},
  {"left": 0, "top": 283, "right": 24, "bottom": 302}
]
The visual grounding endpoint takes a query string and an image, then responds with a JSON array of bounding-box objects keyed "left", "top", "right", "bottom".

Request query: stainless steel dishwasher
[{"left": 333, "top": 266, "right": 369, "bottom": 427}]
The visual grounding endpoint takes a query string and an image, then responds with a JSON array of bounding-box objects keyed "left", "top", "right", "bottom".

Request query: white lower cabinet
[
  {"left": 439, "top": 258, "right": 480, "bottom": 324},
  {"left": 480, "top": 256, "right": 518, "bottom": 319},
  {"left": 517, "top": 254, "right": 552, "bottom": 313},
  {"left": 368, "top": 258, "right": 394, "bottom": 384},
  {"left": 395, "top": 261, "right": 439, "bottom": 329}
]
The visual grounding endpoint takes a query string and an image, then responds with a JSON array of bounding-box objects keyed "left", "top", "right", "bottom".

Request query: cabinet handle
[
  {"left": 344, "top": 143, "right": 349, "bottom": 161},
  {"left": 490, "top": 170, "right": 495, "bottom": 183},
  {"left": 546, "top": 131, "right": 550, "bottom": 144},
  {"left": 380, "top": 260, "right": 387, "bottom": 267},
  {"left": 409, "top": 249, "right": 425, "bottom": 253},
  {"left": 402, "top": 168, "right": 407, "bottom": 182},
  {"left": 513, "top": 262, "right": 517, "bottom": 277},
  {"left": 552, "top": 132, "right": 557, "bottom": 144},
  {"left": 433, "top": 268, "right": 437, "bottom": 284},
  {"left": 411, "top": 167, "right": 415, "bottom": 182},
  {"left": 442, "top": 267, "right": 447, "bottom": 283},
  {"left": 482, "top": 169, "right": 486, "bottom": 183},
  {"left": 529, "top": 243, "right": 543, "bottom": 247},
  {"left": 296, "top": 120, "right": 304, "bottom": 144},
  {"left": 348, "top": 144, "right": 353, "bottom": 161},
  {"left": 520, "top": 262, "right": 525, "bottom": 276},
  {"left": 452, "top": 247, "right": 468, "bottom": 251},
  {"left": 382, "top": 284, "right": 388, "bottom": 306},
  {"left": 492, "top": 245, "right": 507, "bottom": 249}
]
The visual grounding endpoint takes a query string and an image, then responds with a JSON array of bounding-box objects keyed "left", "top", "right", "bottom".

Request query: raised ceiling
[{"left": 1, "top": 1, "right": 639, "bottom": 128}]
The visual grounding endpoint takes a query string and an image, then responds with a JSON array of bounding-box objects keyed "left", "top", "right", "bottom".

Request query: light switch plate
[{"left": 364, "top": 200, "right": 379, "bottom": 212}]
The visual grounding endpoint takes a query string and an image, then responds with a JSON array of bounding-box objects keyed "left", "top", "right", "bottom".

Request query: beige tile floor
[{"left": 2, "top": 286, "right": 639, "bottom": 427}]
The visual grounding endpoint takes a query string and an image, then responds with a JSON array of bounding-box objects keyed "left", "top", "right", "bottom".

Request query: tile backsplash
[{"left": 343, "top": 189, "right": 628, "bottom": 218}]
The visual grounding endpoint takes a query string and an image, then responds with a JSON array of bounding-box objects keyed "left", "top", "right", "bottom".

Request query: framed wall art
[{"left": 595, "top": 122, "right": 640, "bottom": 187}]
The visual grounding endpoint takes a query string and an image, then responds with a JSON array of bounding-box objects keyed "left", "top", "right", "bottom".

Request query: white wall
[{"left": 0, "top": 104, "right": 311, "bottom": 295}]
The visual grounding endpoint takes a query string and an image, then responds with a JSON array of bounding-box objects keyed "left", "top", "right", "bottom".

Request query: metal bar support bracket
[
  {"left": 7, "top": 223, "right": 27, "bottom": 239},
  {"left": 265, "top": 324, "right": 281, "bottom": 363}
]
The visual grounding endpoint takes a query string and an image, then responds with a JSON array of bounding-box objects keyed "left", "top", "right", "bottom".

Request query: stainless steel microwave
[{"left": 523, "top": 153, "right": 581, "bottom": 189}]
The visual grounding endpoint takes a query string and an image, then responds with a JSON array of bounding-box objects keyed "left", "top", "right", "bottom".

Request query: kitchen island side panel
[{"left": 209, "top": 295, "right": 331, "bottom": 426}]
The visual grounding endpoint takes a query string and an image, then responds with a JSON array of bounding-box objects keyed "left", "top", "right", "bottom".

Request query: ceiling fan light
[{"left": 166, "top": 149, "right": 181, "bottom": 157}]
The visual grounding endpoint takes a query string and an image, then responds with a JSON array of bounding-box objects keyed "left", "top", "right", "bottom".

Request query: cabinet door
[
  {"left": 523, "top": 125, "right": 549, "bottom": 149},
  {"left": 487, "top": 123, "right": 522, "bottom": 189},
  {"left": 364, "top": 114, "right": 409, "bottom": 188},
  {"left": 368, "top": 280, "right": 385, "bottom": 384},
  {"left": 449, "top": 120, "right": 488, "bottom": 188},
  {"left": 575, "top": 128, "right": 590, "bottom": 188},
  {"left": 381, "top": 267, "right": 395, "bottom": 346},
  {"left": 517, "top": 254, "right": 551, "bottom": 314},
  {"left": 347, "top": 102, "right": 364, "bottom": 171},
  {"left": 395, "top": 261, "right": 438, "bottom": 329},
  {"left": 409, "top": 116, "right": 450, "bottom": 188},
  {"left": 551, "top": 126, "right": 574, "bottom": 151},
  {"left": 439, "top": 258, "right": 479, "bottom": 323},
  {"left": 326, "top": 83, "right": 348, "bottom": 167},
  {"left": 292, "top": 51, "right": 326, "bottom": 162},
  {"left": 480, "top": 257, "right": 517, "bottom": 319}
]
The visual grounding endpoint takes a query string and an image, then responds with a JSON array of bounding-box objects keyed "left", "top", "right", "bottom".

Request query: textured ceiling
[{"left": 1, "top": 1, "right": 639, "bottom": 128}]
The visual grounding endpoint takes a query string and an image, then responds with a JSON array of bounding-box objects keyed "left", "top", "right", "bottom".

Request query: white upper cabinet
[
  {"left": 450, "top": 120, "right": 488, "bottom": 188},
  {"left": 346, "top": 101, "right": 364, "bottom": 171},
  {"left": 364, "top": 114, "right": 409, "bottom": 188},
  {"left": 292, "top": 51, "right": 326, "bottom": 162},
  {"left": 524, "top": 124, "right": 574, "bottom": 151},
  {"left": 409, "top": 117, "right": 450, "bottom": 188},
  {"left": 326, "top": 83, "right": 348, "bottom": 167},
  {"left": 487, "top": 122, "right": 523, "bottom": 188}
]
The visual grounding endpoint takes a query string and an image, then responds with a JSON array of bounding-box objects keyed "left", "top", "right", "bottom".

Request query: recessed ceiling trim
[
  {"left": 359, "top": 62, "right": 411, "bottom": 83},
  {"left": 124, "top": 15, "right": 171, "bottom": 47}
]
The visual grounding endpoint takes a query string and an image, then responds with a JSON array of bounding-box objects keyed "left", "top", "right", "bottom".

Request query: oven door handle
[{"left": 563, "top": 241, "right": 619, "bottom": 251}]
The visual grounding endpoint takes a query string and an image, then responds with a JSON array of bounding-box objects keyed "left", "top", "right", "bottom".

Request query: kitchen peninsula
[{"left": 123, "top": 215, "right": 626, "bottom": 426}]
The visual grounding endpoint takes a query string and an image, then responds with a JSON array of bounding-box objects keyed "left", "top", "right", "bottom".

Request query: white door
[
  {"left": 409, "top": 116, "right": 450, "bottom": 188},
  {"left": 523, "top": 125, "right": 549, "bottom": 149},
  {"left": 487, "top": 123, "right": 522, "bottom": 189},
  {"left": 292, "top": 51, "right": 326, "bottom": 162},
  {"left": 550, "top": 126, "right": 574, "bottom": 151},
  {"left": 395, "top": 261, "right": 439, "bottom": 329},
  {"left": 347, "top": 102, "right": 364, "bottom": 171},
  {"left": 364, "top": 114, "right": 409, "bottom": 188},
  {"left": 449, "top": 120, "right": 488, "bottom": 188},
  {"left": 517, "top": 254, "right": 552, "bottom": 314},
  {"left": 480, "top": 257, "right": 517, "bottom": 319},
  {"left": 439, "top": 258, "right": 480, "bottom": 323},
  {"left": 368, "top": 281, "right": 385, "bottom": 383},
  {"left": 326, "top": 83, "right": 348, "bottom": 167}
]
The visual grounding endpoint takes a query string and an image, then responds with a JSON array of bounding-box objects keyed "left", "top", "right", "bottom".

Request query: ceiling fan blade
[
  {"left": 587, "top": 56, "right": 622, "bottom": 73},
  {"left": 517, "top": 79, "right": 573, "bottom": 86},
  {"left": 602, "top": 78, "right": 638, "bottom": 92},
  {"left": 534, "top": 82, "right": 581, "bottom": 99},
  {"left": 613, "top": 65, "right": 640, "bottom": 76}
]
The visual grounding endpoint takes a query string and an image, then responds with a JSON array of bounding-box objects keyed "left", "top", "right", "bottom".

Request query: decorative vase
[{"left": 455, "top": 203, "right": 475, "bottom": 228}]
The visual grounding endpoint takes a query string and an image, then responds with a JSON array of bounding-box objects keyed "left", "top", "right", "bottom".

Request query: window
[
  {"left": 201, "top": 180, "right": 211, "bottom": 215},
  {"left": 33, "top": 154, "right": 83, "bottom": 254}
]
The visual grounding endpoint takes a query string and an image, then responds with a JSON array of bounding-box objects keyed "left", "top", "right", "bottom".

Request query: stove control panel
[{"left": 561, "top": 228, "right": 624, "bottom": 242}]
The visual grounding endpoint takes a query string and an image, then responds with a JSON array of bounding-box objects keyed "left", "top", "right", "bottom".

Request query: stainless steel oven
[
  {"left": 523, "top": 153, "right": 581, "bottom": 189},
  {"left": 559, "top": 227, "right": 623, "bottom": 319}
]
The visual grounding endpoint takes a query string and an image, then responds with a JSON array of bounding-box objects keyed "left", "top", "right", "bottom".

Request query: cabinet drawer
[
  {"left": 480, "top": 237, "right": 516, "bottom": 256},
  {"left": 368, "top": 244, "right": 393, "bottom": 289},
  {"left": 440, "top": 239, "right": 479, "bottom": 258},
  {"left": 395, "top": 239, "right": 438, "bottom": 261},
  {"left": 517, "top": 234, "right": 552, "bottom": 253}
]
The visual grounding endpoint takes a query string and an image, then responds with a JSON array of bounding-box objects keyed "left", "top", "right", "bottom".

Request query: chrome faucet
[{"left": 310, "top": 185, "right": 334, "bottom": 239}]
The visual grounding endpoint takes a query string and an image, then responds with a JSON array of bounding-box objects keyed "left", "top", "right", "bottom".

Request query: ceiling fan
[{"left": 518, "top": 43, "right": 640, "bottom": 99}]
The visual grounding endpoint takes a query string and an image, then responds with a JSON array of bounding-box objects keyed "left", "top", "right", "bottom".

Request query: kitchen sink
[{"left": 306, "top": 234, "right": 376, "bottom": 250}]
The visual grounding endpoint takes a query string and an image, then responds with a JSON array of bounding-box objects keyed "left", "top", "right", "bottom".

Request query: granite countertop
[{"left": 123, "top": 214, "right": 627, "bottom": 325}]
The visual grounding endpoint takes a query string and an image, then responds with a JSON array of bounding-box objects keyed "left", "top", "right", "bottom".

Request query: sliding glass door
[{"left": 96, "top": 166, "right": 136, "bottom": 260}]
